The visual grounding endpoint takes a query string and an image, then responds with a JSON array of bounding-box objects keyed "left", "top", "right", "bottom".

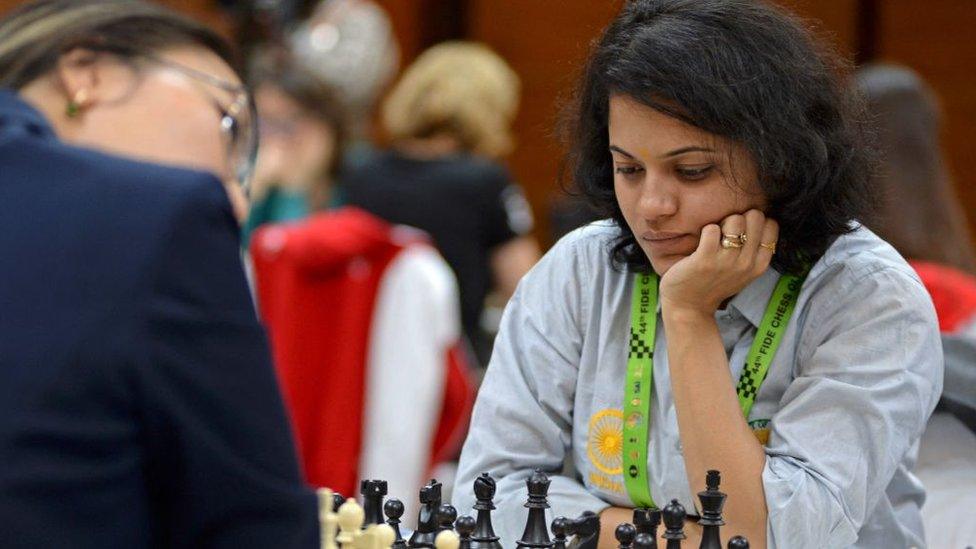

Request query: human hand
[{"left": 659, "top": 209, "right": 779, "bottom": 316}]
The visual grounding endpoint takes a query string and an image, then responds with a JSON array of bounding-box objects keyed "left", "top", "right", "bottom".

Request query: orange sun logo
[{"left": 587, "top": 409, "right": 624, "bottom": 475}]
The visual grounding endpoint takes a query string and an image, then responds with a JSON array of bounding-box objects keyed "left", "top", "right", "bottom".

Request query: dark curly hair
[{"left": 562, "top": 0, "right": 875, "bottom": 275}]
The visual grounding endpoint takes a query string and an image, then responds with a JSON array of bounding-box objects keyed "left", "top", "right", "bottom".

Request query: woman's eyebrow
[
  {"left": 610, "top": 144, "right": 717, "bottom": 160},
  {"left": 609, "top": 145, "right": 637, "bottom": 159},
  {"left": 661, "top": 146, "right": 715, "bottom": 158}
]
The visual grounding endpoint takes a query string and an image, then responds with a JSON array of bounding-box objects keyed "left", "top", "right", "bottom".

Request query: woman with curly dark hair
[{"left": 453, "top": 1, "right": 942, "bottom": 547}]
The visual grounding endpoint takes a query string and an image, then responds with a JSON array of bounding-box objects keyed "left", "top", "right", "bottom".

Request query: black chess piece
[
  {"left": 384, "top": 498, "right": 407, "bottom": 549},
  {"left": 662, "top": 499, "right": 686, "bottom": 549},
  {"left": 456, "top": 515, "right": 476, "bottom": 549},
  {"left": 408, "top": 479, "right": 442, "bottom": 548},
  {"left": 471, "top": 473, "right": 502, "bottom": 549},
  {"left": 727, "top": 536, "right": 749, "bottom": 549},
  {"left": 437, "top": 504, "right": 458, "bottom": 532},
  {"left": 634, "top": 533, "right": 656, "bottom": 549},
  {"left": 569, "top": 512, "right": 601, "bottom": 549},
  {"left": 361, "top": 479, "right": 389, "bottom": 526},
  {"left": 697, "top": 471, "right": 726, "bottom": 549},
  {"left": 633, "top": 508, "right": 660, "bottom": 548},
  {"left": 570, "top": 511, "right": 600, "bottom": 549},
  {"left": 615, "top": 523, "right": 637, "bottom": 549},
  {"left": 550, "top": 517, "right": 570, "bottom": 549},
  {"left": 332, "top": 493, "right": 347, "bottom": 513},
  {"left": 515, "top": 470, "right": 554, "bottom": 548}
]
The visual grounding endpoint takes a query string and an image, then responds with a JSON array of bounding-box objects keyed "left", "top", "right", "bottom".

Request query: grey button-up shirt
[{"left": 453, "top": 221, "right": 942, "bottom": 548}]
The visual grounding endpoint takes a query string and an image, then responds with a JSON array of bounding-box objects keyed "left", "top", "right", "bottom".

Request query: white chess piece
[
  {"left": 352, "top": 523, "right": 396, "bottom": 549},
  {"left": 372, "top": 524, "right": 396, "bottom": 549},
  {"left": 317, "top": 488, "right": 339, "bottom": 549},
  {"left": 434, "top": 529, "right": 460, "bottom": 549},
  {"left": 337, "top": 500, "right": 366, "bottom": 546}
]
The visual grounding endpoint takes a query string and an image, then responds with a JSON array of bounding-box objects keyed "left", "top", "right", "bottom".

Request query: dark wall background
[{"left": 1, "top": 0, "right": 973, "bottom": 248}]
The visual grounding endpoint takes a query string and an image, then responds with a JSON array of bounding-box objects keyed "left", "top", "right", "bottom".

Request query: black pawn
[
  {"left": 550, "top": 517, "right": 570, "bottom": 549},
  {"left": 437, "top": 504, "right": 458, "bottom": 532},
  {"left": 384, "top": 498, "right": 407, "bottom": 549},
  {"left": 662, "top": 499, "right": 686, "bottom": 549},
  {"left": 456, "top": 515, "right": 476, "bottom": 549},
  {"left": 634, "top": 533, "right": 656, "bottom": 549},
  {"left": 633, "top": 508, "right": 660, "bottom": 548},
  {"left": 471, "top": 473, "right": 502, "bottom": 549},
  {"left": 332, "top": 493, "right": 346, "bottom": 513},
  {"left": 615, "top": 523, "right": 637, "bottom": 549},
  {"left": 698, "top": 471, "right": 726, "bottom": 549},
  {"left": 515, "top": 470, "right": 554, "bottom": 548},
  {"left": 361, "top": 479, "right": 389, "bottom": 526},
  {"left": 408, "top": 479, "right": 442, "bottom": 548},
  {"left": 727, "top": 536, "right": 749, "bottom": 549}
]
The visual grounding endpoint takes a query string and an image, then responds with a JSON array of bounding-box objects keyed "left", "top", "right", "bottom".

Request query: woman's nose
[{"left": 636, "top": 176, "right": 678, "bottom": 220}]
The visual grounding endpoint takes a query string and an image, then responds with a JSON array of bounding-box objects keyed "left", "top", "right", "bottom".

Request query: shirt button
[{"left": 675, "top": 440, "right": 683, "bottom": 453}]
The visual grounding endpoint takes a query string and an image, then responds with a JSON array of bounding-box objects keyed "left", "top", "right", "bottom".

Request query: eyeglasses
[{"left": 139, "top": 53, "right": 259, "bottom": 195}]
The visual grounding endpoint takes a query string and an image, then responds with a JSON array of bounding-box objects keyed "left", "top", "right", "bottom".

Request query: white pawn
[
  {"left": 317, "top": 488, "right": 339, "bottom": 549},
  {"left": 337, "top": 500, "right": 366, "bottom": 546},
  {"left": 354, "top": 523, "right": 397, "bottom": 549},
  {"left": 434, "top": 529, "right": 460, "bottom": 549}
]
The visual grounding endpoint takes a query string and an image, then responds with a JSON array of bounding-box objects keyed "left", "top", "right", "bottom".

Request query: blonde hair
[{"left": 382, "top": 41, "right": 520, "bottom": 157}]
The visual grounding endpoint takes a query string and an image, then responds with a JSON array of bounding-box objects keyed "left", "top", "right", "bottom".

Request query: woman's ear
[{"left": 55, "top": 48, "right": 102, "bottom": 116}]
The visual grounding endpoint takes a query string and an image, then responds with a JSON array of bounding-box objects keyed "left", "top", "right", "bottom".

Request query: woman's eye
[
  {"left": 614, "top": 165, "right": 643, "bottom": 177},
  {"left": 676, "top": 165, "right": 713, "bottom": 180}
]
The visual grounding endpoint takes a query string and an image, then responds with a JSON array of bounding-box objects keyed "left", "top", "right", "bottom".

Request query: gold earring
[{"left": 66, "top": 89, "right": 88, "bottom": 118}]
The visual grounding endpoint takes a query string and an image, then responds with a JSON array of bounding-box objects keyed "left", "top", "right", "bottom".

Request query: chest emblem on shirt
[
  {"left": 587, "top": 409, "right": 624, "bottom": 475},
  {"left": 749, "top": 418, "right": 772, "bottom": 445}
]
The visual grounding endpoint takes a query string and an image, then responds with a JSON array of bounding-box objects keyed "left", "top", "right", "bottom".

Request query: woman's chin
[{"left": 647, "top": 254, "right": 685, "bottom": 277}]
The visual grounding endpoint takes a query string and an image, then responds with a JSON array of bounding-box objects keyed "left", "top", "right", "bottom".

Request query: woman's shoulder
[
  {"left": 513, "top": 220, "right": 625, "bottom": 308},
  {"left": 546, "top": 219, "right": 621, "bottom": 265},
  {"left": 811, "top": 224, "right": 922, "bottom": 286},
  {"left": 803, "top": 224, "right": 935, "bottom": 325}
]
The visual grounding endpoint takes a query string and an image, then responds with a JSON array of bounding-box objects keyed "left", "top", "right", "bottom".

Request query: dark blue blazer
[{"left": 0, "top": 90, "right": 318, "bottom": 548}]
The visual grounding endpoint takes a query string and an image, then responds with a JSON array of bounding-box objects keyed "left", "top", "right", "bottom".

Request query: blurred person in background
[
  {"left": 245, "top": 58, "right": 477, "bottom": 518},
  {"left": 857, "top": 63, "right": 976, "bottom": 548},
  {"left": 287, "top": 0, "right": 399, "bottom": 154},
  {"left": 343, "top": 41, "right": 541, "bottom": 367},
  {"left": 0, "top": 1, "right": 317, "bottom": 547},
  {"left": 218, "top": 0, "right": 397, "bottom": 167},
  {"left": 857, "top": 63, "right": 976, "bottom": 427},
  {"left": 242, "top": 60, "right": 347, "bottom": 247}
]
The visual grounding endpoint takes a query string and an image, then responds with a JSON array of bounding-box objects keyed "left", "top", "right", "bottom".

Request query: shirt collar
[
  {"left": 725, "top": 267, "right": 781, "bottom": 327},
  {"left": 0, "top": 88, "right": 56, "bottom": 139}
]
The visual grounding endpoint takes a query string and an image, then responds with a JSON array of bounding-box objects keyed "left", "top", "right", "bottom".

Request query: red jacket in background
[{"left": 251, "top": 207, "right": 474, "bottom": 499}]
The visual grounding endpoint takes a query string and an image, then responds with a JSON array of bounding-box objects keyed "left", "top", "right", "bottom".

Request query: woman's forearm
[{"left": 662, "top": 305, "right": 768, "bottom": 548}]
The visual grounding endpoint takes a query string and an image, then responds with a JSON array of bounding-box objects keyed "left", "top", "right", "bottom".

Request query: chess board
[{"left": 316, "top": 470, "right": 751, "bottom": 548}]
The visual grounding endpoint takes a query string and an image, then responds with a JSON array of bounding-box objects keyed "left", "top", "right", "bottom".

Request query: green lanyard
[{"left": 622, "top": 272, "right": 804, "bottom": 508}]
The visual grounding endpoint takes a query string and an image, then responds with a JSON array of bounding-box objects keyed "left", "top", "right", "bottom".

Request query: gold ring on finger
[
  {"left": 721, "top": 235, "right": 744, "bottom": 249},
  {"left": 759, "top": 241, "right": 777, "bottom": 252}
]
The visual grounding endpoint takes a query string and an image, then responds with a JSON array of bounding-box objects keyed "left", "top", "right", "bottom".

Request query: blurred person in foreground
[
  {"left": 857, "top": 64, "right": 976, "bottom": 426},
  {"left": 857, "top": 63, "right": 976, "bottom": 548},
  {"left": 242, "top": 60, "right": 347, "bottom": 247},
  {"left": 343, "top": 41, "right": 541, "bottom": 366},
  {"left": 0, "top": 1, "right": 317, "bottom": 547}
]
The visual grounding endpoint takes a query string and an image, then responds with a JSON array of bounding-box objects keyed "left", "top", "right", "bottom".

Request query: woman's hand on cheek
[{"left": 659, "top": 209, "right": 779, "bottom": 316}]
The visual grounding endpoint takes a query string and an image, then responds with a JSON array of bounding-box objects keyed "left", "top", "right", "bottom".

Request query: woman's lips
[{"left": 640, "top": 231, "right": 694, "bottom": 252}]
